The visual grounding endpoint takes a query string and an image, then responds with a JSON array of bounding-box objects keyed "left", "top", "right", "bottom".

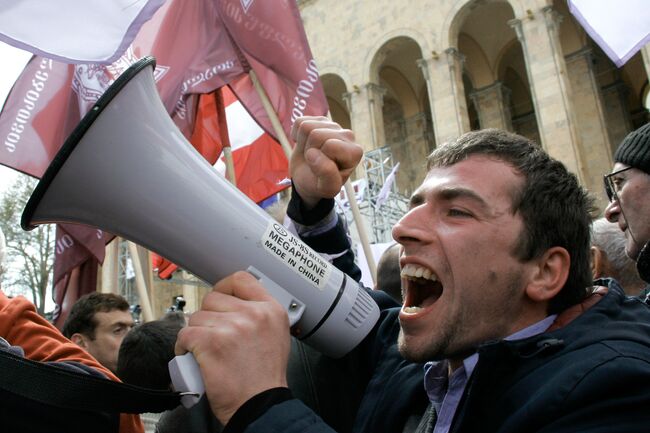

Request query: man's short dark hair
[
  {"left": 117, "top": 317, "right": 184, "bottom": 389},
  {"left": 427, "top": 129, "right": 596, "bottom": 313},
  {"left": 62, "top": 292, "right": 130, "bottom": 339},
  {"left": 376, "top": 243, "right": 402, "bottom": 303}
]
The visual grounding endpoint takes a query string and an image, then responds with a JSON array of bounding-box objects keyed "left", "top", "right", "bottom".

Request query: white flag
[
  {"left": 375, "top": 162, "right": 400, "bottom": 210},
  {"left": 568, "top": 0, "right": 650, "bottom": 67},
  {"left": 0, "top": 0, "right": 165, "bottom": 64}
]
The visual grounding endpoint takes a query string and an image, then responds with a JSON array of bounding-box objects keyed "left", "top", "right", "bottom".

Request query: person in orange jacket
[{"left": 0, "top": 228, "right": 143, "bottom": 433}]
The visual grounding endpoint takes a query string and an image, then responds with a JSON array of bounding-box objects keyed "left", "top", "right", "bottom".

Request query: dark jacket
[
  {"left": 247, "top": 279, "right": 650, "bottom": 433},
  {"left": 636, "top": 242, "right": 650, "bottom": 303}
]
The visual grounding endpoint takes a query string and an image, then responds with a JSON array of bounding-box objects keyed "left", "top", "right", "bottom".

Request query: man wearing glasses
[{"left": 604, "top": 123, "right": 650, "bottom": 298}]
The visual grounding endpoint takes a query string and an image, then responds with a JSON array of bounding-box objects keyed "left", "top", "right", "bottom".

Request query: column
[
  {"left": 564, "top": 47, "right": 613, "bottom": 196},
  {"left": 401, "top": 112, "right": 432, "bottom": 192},
  {"left": 601, "top": 82, "right": 633, "bottom": 151},
  {"left": 641, "top": 43, "right": 650, "bottom": 80},
  {"left": 417, "top": 50, "right": 470, "bottom": 146},
  {"left": 469, "top": 81, "right": 513, "bottom": 131},
  {"left": 508, "top": 7, "right": 583, "bottom": 180},
  {"left": 182, "top": 271, "right": 200, "bottom": 313},
  {"left": 342, "top": 83, "right": 386, "bottom": 153}
]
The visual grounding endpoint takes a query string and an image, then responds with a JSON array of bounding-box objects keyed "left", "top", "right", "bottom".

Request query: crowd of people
[{"left": 1, "top": 118, "right": 650, "bottom": 432}]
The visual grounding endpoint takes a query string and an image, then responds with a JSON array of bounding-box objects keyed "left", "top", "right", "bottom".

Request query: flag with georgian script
[
  {"left": 215, "top": 0, "right": 329, "bottom": 140},
  {"left": 51, "top": 225, "right": 111, "bottom": 327}
]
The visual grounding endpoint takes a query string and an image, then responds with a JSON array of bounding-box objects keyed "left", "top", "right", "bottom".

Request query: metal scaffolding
[
  {"left": 117, "top": 239, "right": 137, "bottom": 305},
  {"left": 338, "top": 146, "right": 409, "bottom": 244}
]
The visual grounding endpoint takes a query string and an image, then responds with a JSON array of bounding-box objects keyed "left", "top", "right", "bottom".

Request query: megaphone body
[{"left": 22, "top": 57, "right": 379, "bottom": 406}]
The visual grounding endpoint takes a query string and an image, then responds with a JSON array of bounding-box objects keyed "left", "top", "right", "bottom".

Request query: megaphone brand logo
[
  {"left": 262, "top": 222, "right": 331, "bottom": 290},
  {"left": 273, "top": 223, "right": 288, "bottom": 237}
]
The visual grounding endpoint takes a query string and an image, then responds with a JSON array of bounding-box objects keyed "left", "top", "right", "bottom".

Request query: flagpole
[
  {"left": 127, "top": 241, "right": 154, "bottom": 322},
  {"left": 248, "top": 69, "right": 377, "bottom": 284},
  {"left": 223, "top": 147, "right": 237, "bottom": 186},
  {"left": 101, "top": 238, "right": 119, "bottom": 294},
  {"left": 214, "top": 89, "right": 237, "bottom": 186},
  {"left": 247, "top": 70, "right": 294, "bottom": 159}
]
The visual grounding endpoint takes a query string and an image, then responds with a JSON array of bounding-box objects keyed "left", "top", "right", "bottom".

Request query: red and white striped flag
[{"left": 212, "top": 81, "right": 289, "bottom": 204}]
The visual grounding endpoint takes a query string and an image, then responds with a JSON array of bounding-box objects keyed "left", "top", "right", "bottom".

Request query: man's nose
[
  {"left": 604, "top": 199, "right": 620, "bottom": 223},
  {"left": 392, "top": 206, "right": 426, "bottom": 245}
]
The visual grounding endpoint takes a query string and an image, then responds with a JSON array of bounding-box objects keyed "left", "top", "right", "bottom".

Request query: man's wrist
[
  {"left": 287, "top": 182, "right": 335, "bottom": 226},
  {"left": 222, "top": 387, "right": 293, "bottom": 433}
]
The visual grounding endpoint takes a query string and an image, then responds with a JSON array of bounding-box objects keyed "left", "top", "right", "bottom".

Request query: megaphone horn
[{"left": 22, "top": 56, "right": 379, "bottom": 405}]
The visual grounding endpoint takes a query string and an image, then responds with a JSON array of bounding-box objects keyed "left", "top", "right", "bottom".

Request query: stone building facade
[
  {"left": 298, "top": 0, "right": 650, "bottom": 208},
  {"left": 117, "top": 0, "right": 650, "bottom": 317}
]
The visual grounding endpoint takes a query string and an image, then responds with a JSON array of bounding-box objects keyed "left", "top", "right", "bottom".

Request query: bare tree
[{"left": 0, "top": 175, "right": 55, "bottom": 315}]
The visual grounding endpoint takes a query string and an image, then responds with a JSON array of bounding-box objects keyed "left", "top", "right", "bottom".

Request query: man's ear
[
  {"left": 590, "top": 246, "right": 602, "bottom": 279},
  {"left": 70, "top": 333, "right": 88, "bottom": 348},
  {"left": 525, "top": 246, "right": 570, "bottom": 303}
]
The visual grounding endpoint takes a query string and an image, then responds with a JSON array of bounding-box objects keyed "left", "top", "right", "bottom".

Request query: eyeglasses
[{"left": 603, "top": 166, "right": 634, "bottom": 202}]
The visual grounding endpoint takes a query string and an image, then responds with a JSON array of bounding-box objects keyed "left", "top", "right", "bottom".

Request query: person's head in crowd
[
  {"left": 62, "top": 292, "right": 134, "bottom": 373},
  {"left": 375, "top": 242, "right": 402, "bottom": 303},
  {"left": 591, "top": 217, "right": 646, "bottom": 295},
  {"left": 161, "top": 310, "right": 187, "bottom": 327},
  {"left": 604, "top": 122, "right": 650, "bottom": 282},
  {"left": 117, "top": 315, "right": 185, "bottom": 389},
  {"left": 393, "top": 128, "right": 594, "bottom": 363}
]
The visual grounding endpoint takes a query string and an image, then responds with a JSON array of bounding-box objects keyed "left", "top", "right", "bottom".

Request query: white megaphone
[{"left": 21, "top": 56, "right": 379, "bottom": 407}]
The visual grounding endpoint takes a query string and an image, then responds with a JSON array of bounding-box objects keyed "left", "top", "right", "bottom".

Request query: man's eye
[{"left": 448, "top": 208, "right": 471, "bottom": 217}]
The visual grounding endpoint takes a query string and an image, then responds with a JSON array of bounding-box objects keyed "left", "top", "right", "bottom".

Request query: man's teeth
[
  {"left": 403, "top": 306, "right": 422, "bottom": 313},
  {"left": 400, "top": 264, "right": 437, "bottom": 281}
]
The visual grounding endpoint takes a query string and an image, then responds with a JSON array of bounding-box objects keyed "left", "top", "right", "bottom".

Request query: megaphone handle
[
  {"left": 169, "top": 267, "right": 306, "bottom": 408},
  {"left": 168, "top": 352, "right": 205, "bottom": 408}
]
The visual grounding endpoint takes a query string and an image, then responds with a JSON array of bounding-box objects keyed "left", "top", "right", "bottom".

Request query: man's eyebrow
[
  {"left": 409, "top": 192, "right": 425, "bottom": 207},
  {"left": 437, "top": 187, "right": 489, "bottom": 209},
  {"left": 111, "top": 321, "right": 134, "bottom": 327},
  {"left": 410, "top": 186, "right": 490, "bottom": 210}
]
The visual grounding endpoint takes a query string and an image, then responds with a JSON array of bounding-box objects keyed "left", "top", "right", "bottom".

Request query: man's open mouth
[{"left": 401, "top": 264, "right": 443, "bottom": 313}]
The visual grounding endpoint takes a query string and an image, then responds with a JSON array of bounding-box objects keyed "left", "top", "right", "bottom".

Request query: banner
[
  {"left": 568, "top": 0, "right": 650, "bottom": 67},
  {"left": 216, "top": 0, "right": 329, "bottom": 140},
  {"left": 51, "top": 225, "right": 109, "bottom": 327},
  {"left": 0, "top": 0, "right": 165, "bottom": 64}
]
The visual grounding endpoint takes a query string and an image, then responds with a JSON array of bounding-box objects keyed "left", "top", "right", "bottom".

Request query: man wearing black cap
[{"left": 604, "top": 123, "right": 650, "bottom": 298}]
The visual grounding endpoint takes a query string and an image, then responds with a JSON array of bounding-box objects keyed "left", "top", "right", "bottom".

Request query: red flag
[
  {"left": 151, "top": 253, "right": 178, "bottom": 280},
  {"left": 216, "top": 0, "right": 329, "bottom": 139},
  {"left": 215, "top": 81, "right": 289, "bottom": 203},
  {"left": 51, "top": 225, "right": 109, "bottom": 328},
  {"left": 0, "top": 57, "right": 77, "bottom": 178},
  {"left": 189, "top": 93, "right": 223, "bottom": 165}
]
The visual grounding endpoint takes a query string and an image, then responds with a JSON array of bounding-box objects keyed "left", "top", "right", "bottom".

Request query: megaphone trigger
[{"left": 246, "top": 266, "right": 306, "bottom": 327}]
